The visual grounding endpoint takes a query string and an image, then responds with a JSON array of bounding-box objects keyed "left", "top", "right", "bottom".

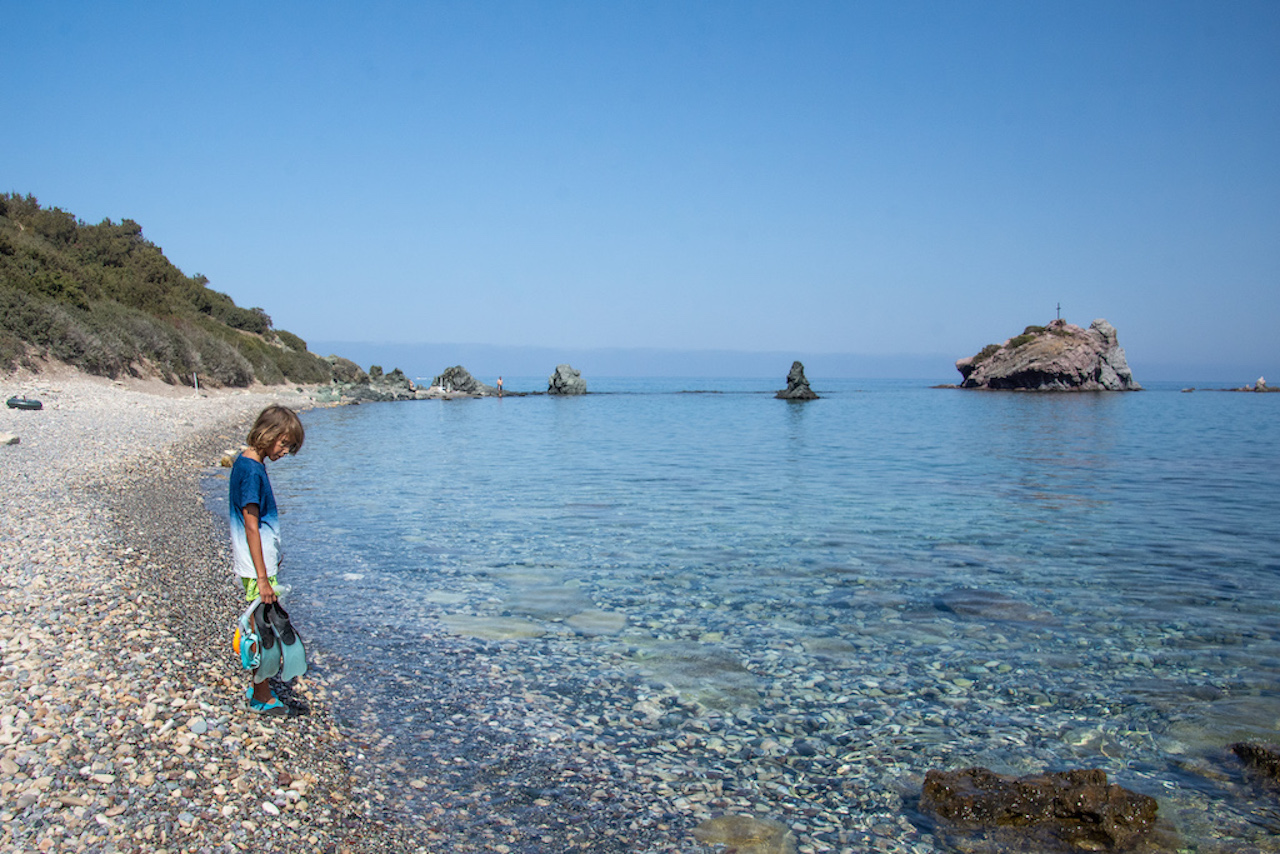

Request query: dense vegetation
[
  {"left": 971, "top": 323, "right": 1075, "bottom": 366},
  {"left": 0, "top": 193, "right": 333, "bottom": 386}
]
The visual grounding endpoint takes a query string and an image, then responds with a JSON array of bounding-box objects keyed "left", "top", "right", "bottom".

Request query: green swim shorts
[{"left": 242, "top": 575, "right": 279, "bottom": 602}]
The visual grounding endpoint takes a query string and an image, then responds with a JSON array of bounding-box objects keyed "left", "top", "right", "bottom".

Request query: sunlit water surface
[{"left": 230, "top": 378, "right": 1280, "bottom": 851}]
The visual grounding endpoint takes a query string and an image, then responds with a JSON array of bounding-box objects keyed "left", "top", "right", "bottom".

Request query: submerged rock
[
  {"left": 565, "top": 609, "right": 628, "bottom": 636},
  {"left": 775, "top": 360, "right": 819, "bottom": 400},
  {"left": 936, "top": 587, "right": 1057, "bottom": 624},
  {"left": 955, "top": 318, "right": 1141, "bottom": 391},
  {"left": 692, "top": 815, "right": 797, "bottom": 854},
  {"left": 439, "top": 614, "right": 546, "bottom": 640},
  {"left": 1231, "top": 742, "right": 1280, "bottom": 786},
  {"left": 920, "top": 767, "right": 1162, "bottom": 853},
  {"left": 548, "top": 363, "right": 587, "bottom": 395}
]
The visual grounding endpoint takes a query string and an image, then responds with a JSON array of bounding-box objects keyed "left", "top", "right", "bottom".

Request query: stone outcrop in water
[
  {"left": 919, "top": 767, "right": 1163, "bottom": 853},
  {"left": 429, "top": 365, "right": 498, "bottom": 396},
  {"left": 326, "top": 355, "right": 367, "bottom": 384},
  {"left": 955, "top": 319, "right": 1141, "bottom": 391},
  {"left": 775, "top": 360, "right": 819, "bottom": 400},
  {"left": 313, "top": 362, "right": 418, "bottom": 403},
  {"left": 548, "top": 363, "right": 587, "bottom": 395},
  {"left": 1225, "top": 377, "right": 1279, "bottom": 393}
]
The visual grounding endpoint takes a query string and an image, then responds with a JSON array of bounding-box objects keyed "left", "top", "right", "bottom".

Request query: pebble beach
[{"left": 0, "top": 368, "right": 421, "bottom": 854}]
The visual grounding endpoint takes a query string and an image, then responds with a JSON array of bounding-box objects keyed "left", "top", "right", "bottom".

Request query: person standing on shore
[
  {"left": 230, "top": 405, "right": 304, "bottom": 714},
  {"left": 496, "top": 376, "right": 503, "bottom": 396}
]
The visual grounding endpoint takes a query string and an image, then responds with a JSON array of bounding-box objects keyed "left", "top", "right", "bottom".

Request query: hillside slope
[{"left": 0, "top": 193, "right": 333, "bottom": 387}]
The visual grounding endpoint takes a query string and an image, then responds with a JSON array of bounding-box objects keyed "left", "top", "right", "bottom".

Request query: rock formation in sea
[
  {"left": 548, "top": 364, "right": 587, "bottom": 395},
  {"left": 776, "top": 361, "right": 819, "bottom": 400},
  {"left": 430, "top": 365, "right": 497, "bottom": 396},
  {"left": 955, "top": 318, "right": 1141, "bottom": 391},
  {"left": 1227, "top": 376, "right": 1278, "bottom": 393},
  {"left": 919, "top": 767, "right": 1165, "bottom": 853},
  {"left": 314, "top": 362, "right": 510, "bottom": 402},
  {"left": 326, "top": 355, "right": 367, "bottom": 385},
  {"left": 311, "top": 359, "right": 418, "bottom": 403}
]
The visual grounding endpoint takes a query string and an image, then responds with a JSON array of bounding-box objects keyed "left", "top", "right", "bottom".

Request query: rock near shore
[
  {"left": 313, "top": 362, "right": 418, "bottom": 403},
  {"left": 429, "top": 365, "right": 498, "bottom": 396},
  {"left": 956, "top": 319, "right": 1141, "bottom": 391},
  {"left": 920, "top": 766, "right": 1165, "bottom": 853}
]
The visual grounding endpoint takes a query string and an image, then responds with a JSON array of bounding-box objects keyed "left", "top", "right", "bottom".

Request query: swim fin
[
  {"left": 236, "top": 597, "right": 262, "bottom": 670},
  {"left": 253, "top": 603, "right": 282, "bottom": 682},
  {"left": 266, "top": 602, "right": 307, "bottom": 681}
]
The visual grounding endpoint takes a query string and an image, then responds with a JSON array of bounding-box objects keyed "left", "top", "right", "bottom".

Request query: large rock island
[{"left": 955, "top": 318, "right": 1141, "bottom": 391}]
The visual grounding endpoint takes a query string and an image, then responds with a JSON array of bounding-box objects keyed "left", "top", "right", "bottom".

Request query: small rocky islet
[
  {"left": 952, "top": 318, "right": 1142, "bottom": 391},
  {"left": 949, "top": 316, "right": 1273, "bottom": 392}
]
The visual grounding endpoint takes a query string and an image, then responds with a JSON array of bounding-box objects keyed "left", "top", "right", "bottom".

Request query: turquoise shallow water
[{"left": 257, "top": 378, "right": 1280, "bottom": 851}]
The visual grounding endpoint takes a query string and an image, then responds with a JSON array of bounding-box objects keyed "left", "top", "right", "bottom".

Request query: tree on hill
[{"left": 0, "top": 192, "right": 334, "bottom": 387}]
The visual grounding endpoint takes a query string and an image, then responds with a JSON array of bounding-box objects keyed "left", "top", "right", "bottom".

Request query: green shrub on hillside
[
  {"left": 0, "top": 286, "right": 126, "bottom": 375},
  {"left": 0, "top": 329, "right": 22, "bottom": 371},
  {"left": 971, "top": 344, "right": 1001, "bottom": 366},
  {"left": 0, "top": 193, "right": 336, "bottom": 387},
  {"left": 275, "top": 329, "right": 307, "bottom": 352}
]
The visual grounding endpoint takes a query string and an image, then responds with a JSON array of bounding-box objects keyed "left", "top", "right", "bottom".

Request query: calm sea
[{"left": 231, "top": 378, "right": 1280, "bottom": 852}]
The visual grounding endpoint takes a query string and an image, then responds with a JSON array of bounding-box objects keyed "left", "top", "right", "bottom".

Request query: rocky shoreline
[{"left": 0, "top": 369, "right": 426, "bottom": 853}]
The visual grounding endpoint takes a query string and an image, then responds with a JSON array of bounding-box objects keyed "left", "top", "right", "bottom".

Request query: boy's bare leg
[{"left": 251, "top": 675, "right": 274, "bottom": 703}]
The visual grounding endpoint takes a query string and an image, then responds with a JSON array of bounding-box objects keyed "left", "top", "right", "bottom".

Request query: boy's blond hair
[{"left": 246, "top": 405, "right": 304, "bottom": 456}]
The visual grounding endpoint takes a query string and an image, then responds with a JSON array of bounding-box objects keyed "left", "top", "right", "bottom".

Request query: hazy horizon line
[{"left": 308, "top": 340, "right": 1264, "bottom": 385}]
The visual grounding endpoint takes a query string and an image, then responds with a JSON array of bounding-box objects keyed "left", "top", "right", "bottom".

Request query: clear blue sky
[{"left": 6, "top": 1, "right": 1278, "bottom": 380}]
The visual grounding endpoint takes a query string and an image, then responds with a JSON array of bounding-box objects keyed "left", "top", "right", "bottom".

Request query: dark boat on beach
[{"left": 5, "top": 396, "right": 42, "bottom": 411}]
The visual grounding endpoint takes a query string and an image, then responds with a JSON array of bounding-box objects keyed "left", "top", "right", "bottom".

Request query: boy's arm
[{"left": 241, "top": 503, "right": 277, "bottom": 604}]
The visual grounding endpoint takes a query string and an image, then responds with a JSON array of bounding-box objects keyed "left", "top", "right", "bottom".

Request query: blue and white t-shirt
[{"left": 229, "top": 454, "right": 281, "bottom": 579}]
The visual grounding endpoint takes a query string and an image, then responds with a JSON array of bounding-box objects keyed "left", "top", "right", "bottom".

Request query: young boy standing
[{"left": 230, "top": 405, "right": 304, "bottom": 714}]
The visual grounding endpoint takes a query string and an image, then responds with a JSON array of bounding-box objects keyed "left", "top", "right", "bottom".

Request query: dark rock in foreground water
[
  {"left": 1231, "top": 742, "right": 1280, "bottom": 787},
  {"left": 920, "top": 767, "right": 1165, "bottom": 853},
  {"left": 955, "top": 318, "right": 1141, "bottom": 391},
  {"left": 775, "top": 360, "right": 819, "bottom": 400}
]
